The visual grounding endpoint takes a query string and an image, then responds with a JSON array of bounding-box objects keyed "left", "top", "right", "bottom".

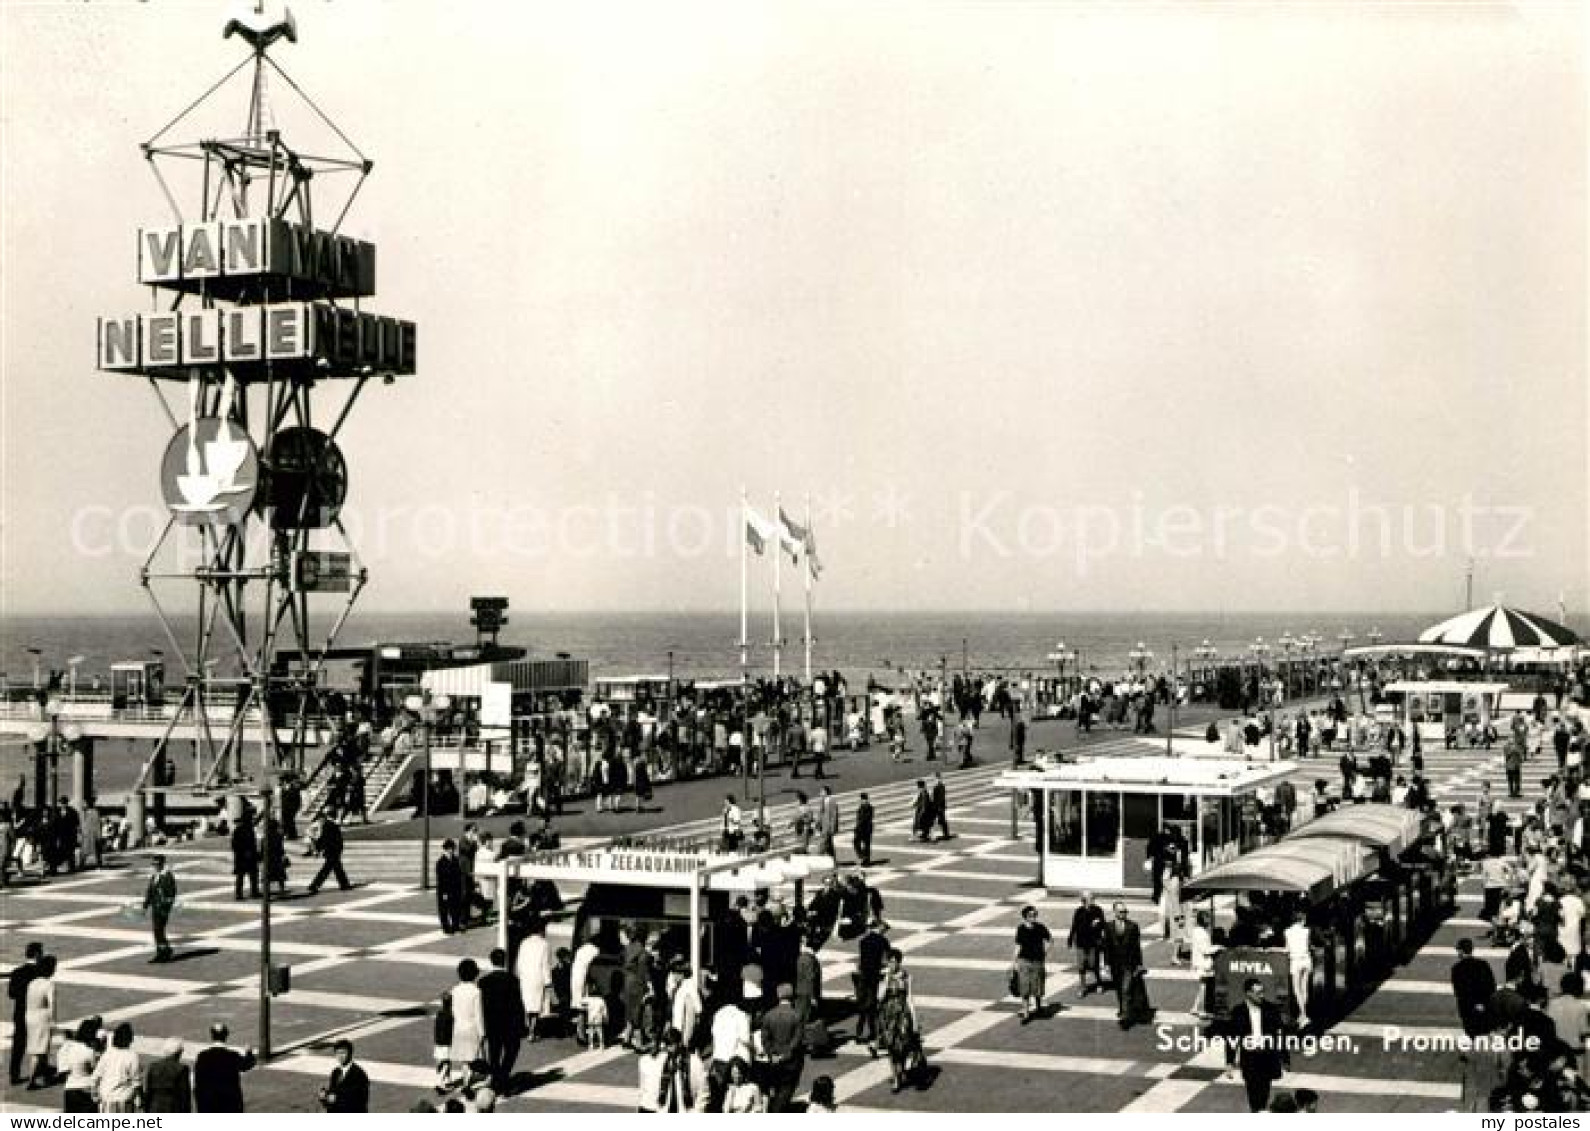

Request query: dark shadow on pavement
[
  {"left": 506, "top": 1067, "right": 566, "bottom": 1096},
  {"left": 164, "top": 947, "right": 219, "bottom": 963}
]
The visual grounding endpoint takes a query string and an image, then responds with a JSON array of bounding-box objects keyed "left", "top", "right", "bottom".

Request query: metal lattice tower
[{"left": 96, "top": 3, "right": 417, "bottom": 798}]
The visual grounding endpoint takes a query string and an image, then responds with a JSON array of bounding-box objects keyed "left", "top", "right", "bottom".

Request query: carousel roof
[{"left": 1417, "top": 604, "right": 1579, "bottom": 650}]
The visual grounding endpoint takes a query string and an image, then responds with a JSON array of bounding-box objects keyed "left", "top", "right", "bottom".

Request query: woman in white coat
[
  {"left": 515, "top": 920, "right": 554, "bottom": 1042},
  {"left": 570, "top": 939, "right": 601, "bottom": 1042},
  {"left": 447, "top": 959, "right": 486, "bottom": 1067},
  {"left": 23, "top": 955, "right": 58, "bottom": 1088}
]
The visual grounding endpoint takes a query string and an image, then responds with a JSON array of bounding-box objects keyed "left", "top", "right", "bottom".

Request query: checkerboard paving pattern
[{"left": 0, "top": 736, "right": 1531, "bottom": 1112}]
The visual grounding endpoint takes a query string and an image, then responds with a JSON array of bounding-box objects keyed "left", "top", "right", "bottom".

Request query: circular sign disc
[
  {"left": 264, "top": 426, "right": 348, "bottom": 530},
  {"left": 159, "top": 418, "right": 261, "bottom": 526}
]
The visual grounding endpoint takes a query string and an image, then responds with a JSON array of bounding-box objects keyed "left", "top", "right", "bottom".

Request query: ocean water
[{"left": 1, "top": 609, "right": 1439, "bottom": 689}]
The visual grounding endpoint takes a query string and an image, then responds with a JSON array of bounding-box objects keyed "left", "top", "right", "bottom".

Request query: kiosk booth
[
  {"left": 1185, "top": 804, "right": 1438, "bottom": 1025},
  {"left": 110, "top": 660, "right": 165, "bottom": 710},
  {"left": 996, "top": 755, "right": 1298, "bottom": 893},
  {"left": 1381, "top": 680, "right": 1508, "bottom": 748},
  {"left": 491, "top": 841, "right": 837, "bottom": 991}
]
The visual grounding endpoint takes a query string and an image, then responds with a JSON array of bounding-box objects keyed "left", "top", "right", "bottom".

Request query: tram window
[
  {"left": 1086, "top": 793, "right": 1120, "bottom": 857},
  {"left": 1049, "top": 790, "right": 1083, "bottom": 856},
  {"left": 1163, "top": 794, "right": 1196, "bottom": 824}
]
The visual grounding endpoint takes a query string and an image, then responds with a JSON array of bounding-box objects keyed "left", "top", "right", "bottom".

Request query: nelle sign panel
[{"left": 99, "top": 303, "right": 416, "bottom": 375}]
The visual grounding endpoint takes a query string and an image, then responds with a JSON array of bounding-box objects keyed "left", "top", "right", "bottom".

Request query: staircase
[
  {"left": 367, "top": 748, "right": 418, "bottom": 814},
  {"left": 300, "top": 740, "right": 421, "bottom": 821}
]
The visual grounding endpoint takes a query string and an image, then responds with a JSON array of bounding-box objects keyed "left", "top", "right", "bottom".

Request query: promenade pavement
[{"left": 1, "top": 712, "right": 1516, "bottom": 1113}]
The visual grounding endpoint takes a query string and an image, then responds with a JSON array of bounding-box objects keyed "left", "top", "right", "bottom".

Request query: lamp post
[
  {"left": 1248, "top": 638, "right": 1273, "bottom": 759},
  {"left": 258, "top": 778, "right": 277, "bottom": 1060},
  {"left": 1166, "top": 643, "right": 1178, "bottom": 755},
  {"left": 405, "top": 691, "right": 452, "bottom": 891},
  {"left": 28, "top": 698, "right": 81, "bottom": 810},
  {"left": 1194, "top": 640, "right": 1219, "bottom": 687},
  {"left": 1045, "top": 641, "right": 1076, "bottom": 701}
]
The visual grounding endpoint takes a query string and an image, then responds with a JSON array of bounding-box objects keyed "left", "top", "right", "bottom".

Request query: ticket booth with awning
[
  {"left": 997, "top": 756, "right": 1298, "bottom": 893},
  {"left": 490, "top": 842, "right": 837, "bottom": 991}
]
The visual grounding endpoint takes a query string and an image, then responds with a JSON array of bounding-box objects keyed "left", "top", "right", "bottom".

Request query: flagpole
[
  {"left": 772, "top": 491, "right": 783, "bottom": 680},
  {"left": 803, "top": 492, "right": 814, "bottom": 683},
  {"left": 739, "top": 488, "right": 750, "bottom": 804},
  {"left": 740, "top": 488, "right": 749, "bottom": 671}
]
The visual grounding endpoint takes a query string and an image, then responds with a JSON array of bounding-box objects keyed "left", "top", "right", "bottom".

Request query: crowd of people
[
  {"left": 416, "top": 865, "right": 908, "bottom": 1111},
  {"left": 0, "top": 793, "right": 99, "bottom": 886},
  {"left": 1446, "top": 704, "right": 1590, "bottom": 1111}
]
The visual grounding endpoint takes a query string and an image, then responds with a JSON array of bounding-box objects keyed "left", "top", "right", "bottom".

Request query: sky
[{"left": 2, "top": 0, "right": 1586, "bottom": 618}]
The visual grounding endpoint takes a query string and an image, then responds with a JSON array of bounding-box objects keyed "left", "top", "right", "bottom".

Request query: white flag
[{"left": 745, "top": 507, "right": 776, "bottom": 556}]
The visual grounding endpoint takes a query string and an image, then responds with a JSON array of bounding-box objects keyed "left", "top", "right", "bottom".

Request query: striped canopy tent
[{"left": 1418, "top": 605, "right": 1579, "bottom": 652}]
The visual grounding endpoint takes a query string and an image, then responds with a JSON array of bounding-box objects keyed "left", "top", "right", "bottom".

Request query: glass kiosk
[{"left": 996, "top": 755, "right": 1298, "bottom": 893}]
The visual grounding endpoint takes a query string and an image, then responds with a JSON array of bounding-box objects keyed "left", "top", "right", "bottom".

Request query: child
[
  {"left": 433, "top": 993, "right": 455, "bottom": 1092},
  {"left": 584, "top": 994, "right": 610, "bottom": 1049}
]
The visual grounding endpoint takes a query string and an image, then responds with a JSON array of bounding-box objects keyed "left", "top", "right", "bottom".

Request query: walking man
[
  {"left": 931, "top": 773, "right": 951, "bottom": 841},
  {"left": 721, "top": 795, "right": 744, "bottom": 851},
  {"left": 1450, "top": 939, "right": 1497, "bottom": 1038},
  {"left": 144, "top": 855, "right": 178, "bottom": 962},
  {"left": 854, "top": 920, "right": 889, "bottom": 1050},
  {"left": 279, "top": 775, "right": 301, "bottom": 841},
  {"left": 1505, "top": 737, "right": 1525, "bottom": 799},
  {"left": 1067, "top": 893, "right": 1106, "bottom": 997},
  {"left": 230, "top": 808, "right": 260, "bottom": 900},
  {"left": 307, "top": 817, "right": 352, "bottom": 894},
  {"left": 809, "top": 718, "right": 829, "bottom": 779},
  {"left": 816, "top": 787, "right": 839, "bottom": 859},
  {"left": 318, "top": 1039, "right": 369, "bottom": 1112},
  {"left": 1230, "top": 978, "right": 1287, "bottom": 1112},
  {"left": 194, "top": 1023, "right": 255, "bottom": 1112},
  {"left": 759, "top": 984, "right": 806, "bottom": 1112},
  {"left": 479, "top": 947, "right": 527, "bottom": 1092},
  {"left": 853, "top": 793, "right": 874, "bottom": 866},
  {"left": 436, "top": 839, "right": 466, "bottom": 934},
  {"left": 7, "top": 942, "right": 43, "bottom": 1085},
  {"left": 1103, "top": 903, "right": 1144, "bottom": 1027}
]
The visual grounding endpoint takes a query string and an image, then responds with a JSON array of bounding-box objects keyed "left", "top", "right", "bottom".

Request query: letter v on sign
[{"left": 141, "top": 227, "right": 182, "bottom": 282}]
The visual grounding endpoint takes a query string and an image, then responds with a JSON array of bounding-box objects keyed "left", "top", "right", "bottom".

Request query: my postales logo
[{"left": 159, "top": 418, "right": 260, "bottom": 525}]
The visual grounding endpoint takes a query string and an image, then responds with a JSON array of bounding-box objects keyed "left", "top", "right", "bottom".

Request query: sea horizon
[{"left": 0, "top": 607, "right": 1454, "bottom": 687}]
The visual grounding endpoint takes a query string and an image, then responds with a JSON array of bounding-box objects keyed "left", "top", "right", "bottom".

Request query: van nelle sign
[
  {"left": 99, "top": 215, "right": 415, "bottom": 380},
  {"left": 138, "top": 217, "right": 376, "bottom": 297}
]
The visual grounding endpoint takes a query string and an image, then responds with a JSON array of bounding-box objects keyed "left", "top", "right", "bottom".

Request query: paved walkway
[{"left": 0, "top": 726, "right": 1526, "bottom": 1113}]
